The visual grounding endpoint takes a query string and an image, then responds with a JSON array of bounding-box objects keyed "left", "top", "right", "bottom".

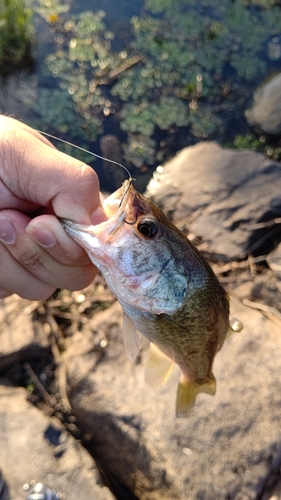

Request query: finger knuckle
[
  {"left": 18, "top": 248, "right": 44, "bottom": 274},
  {"left": 78, "top": 164, "right": 100, "bottom": 191}
]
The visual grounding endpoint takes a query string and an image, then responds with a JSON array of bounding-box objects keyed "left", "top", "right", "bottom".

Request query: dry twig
[
  {"left": 242, "top": 298, "right": 281, "bottom": 329},
  {"left": 44, "top": 307, "right": 71, "bottom": 411},
  {"left": 24, "top": 362, "right": 55, "bottom": 406}
]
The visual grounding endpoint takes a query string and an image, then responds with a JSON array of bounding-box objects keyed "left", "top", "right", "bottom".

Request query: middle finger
[{"left": 0, "top": 211, "right": 97, "bottom": 290}]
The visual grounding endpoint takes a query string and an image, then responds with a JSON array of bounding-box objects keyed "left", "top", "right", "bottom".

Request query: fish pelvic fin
[
  {"left": 122, "top": 313, "right": 142, "bottom": 361},
  {"left": 144, "top": 343, "right": 174, "bottom": 387},
  {"left": 176, "top": 375, "right": 216, "bottom": 418}
]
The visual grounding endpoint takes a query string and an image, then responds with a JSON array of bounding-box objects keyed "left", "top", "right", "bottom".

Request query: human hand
[{"left": 0, "top": 115, "right": 107, "bottom": 300}]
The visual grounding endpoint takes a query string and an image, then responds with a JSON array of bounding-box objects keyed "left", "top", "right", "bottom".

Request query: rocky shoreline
[{"left": 1, "top": 125, "right": 281, "bottom": 498}]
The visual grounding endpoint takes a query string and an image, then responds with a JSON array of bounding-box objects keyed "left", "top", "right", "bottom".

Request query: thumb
[{"left": 1, "top": 121, "right": 104, "bottom": 224}]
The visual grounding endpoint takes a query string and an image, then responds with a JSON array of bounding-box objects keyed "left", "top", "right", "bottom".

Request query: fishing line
[{"left": 37, "top": 130, "right": 133, "bottom": 181}]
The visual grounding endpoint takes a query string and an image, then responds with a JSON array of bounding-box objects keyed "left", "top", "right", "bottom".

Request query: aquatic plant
[
  {"left": 140, "top": 0, "right": 281, "bottom": 83},
  {"left": 29, "top": 0, "right": 281, "bottom": 177},
  {"left": 231, "top": 133, "right": 281, "bottom": 163},
  {"left": 32, "top": 0, "right": 71, "bottom": 22},
  {"left": 123, "top": 134, "right": 158, "bottom": 169},
  {"left": 27, "top": 88, "right": 101, "bottom": 163},
  {"left": 0, "top": 0, "right": 33, "bottom": 71},
  {"left": 232, "top": 134, "right": 262, "bottom": 150},
  {"left": 120, "top": 102, "right": 156, "bottom": 136},
  {"left": 42, "top": 11, "right": 124, "bottom": 138},
  {"left": 45, "top": 11, "right": 118, "bottom": 95},
  {"left": 111, "top": 0, "right": 281, "bottom": 150}
]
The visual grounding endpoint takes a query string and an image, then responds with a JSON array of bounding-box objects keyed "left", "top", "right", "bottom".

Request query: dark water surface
[{"left": 1, "top": 0, "right": 281, "bottom": 192}]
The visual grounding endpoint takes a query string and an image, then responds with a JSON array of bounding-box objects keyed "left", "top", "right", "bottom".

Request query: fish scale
[
  {"left": 61, "top": 179, "right": 239, "bottom": 417},
  {"left": 36, "top": 130, "right": 242, "bottom": 416}
]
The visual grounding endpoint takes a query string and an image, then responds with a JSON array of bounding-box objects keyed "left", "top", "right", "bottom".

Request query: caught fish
[{"left": 61, "top": 178, "right": 242, "bottom": 417}]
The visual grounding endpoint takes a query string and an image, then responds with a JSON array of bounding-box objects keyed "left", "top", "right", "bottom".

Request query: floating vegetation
[
  {"left": 28, "top": 88, "right": 101, "bottom": 162},
  {"left": 190, "top": 106, "right": 223, "bottom": 139},
  {"left": 123, "top": 134, "right": 158, "bottom": 169},
  {"left": 31, "top": 10, "right": 130, "bottom": 164},
  {"left": 120, "top": 102, "right": 155, "bottom": 136},
  {"left": 16, "top": 0, "right": 281, "bottom": 185},
  {"left": 112, "top": 0, "right": 281, "bottom": 157},
  {"left": 45, "top": 11, "right": 119, "bottom": 117},
  {"left": 232, "top": 134, "right": 262, "bottom": 151},
  {"left": 32, "top": 0, "right": 71, "bottom": 23},
  {"left": 120, "top": 96, "right": 190, "bottom": 136},
  {"left": 232, "top": 133, "right": 281, "bottom": 163},
  {"left": 139, "top": 0, "right": 281, "bottom": 85},
  {"left": 0, "top": 0, "right": 34, "bottom": 72}
]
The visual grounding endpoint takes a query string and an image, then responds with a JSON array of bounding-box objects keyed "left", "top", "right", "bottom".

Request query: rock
[
  {"left": 2, "top": 138, "right": 281, "bottom": 500},
  {"left": 248, "top": 243, "right": 281, "bottom": 311},
  {"left": 146, "top": 142, "right": 281, "bottom": 261},
  {"left": 245, "top": 72, "right": 281, "bottom": 137},
  {"left": 267, "top": 242, "right": 281, "bottom": 274},
  {"left": 0, "top": 297, "right": 49, "bottom": 371},
  {"left": 0, "top": 381, "right": 114, "bottom": 500},
  {"left": 65, "top": 297, "right": 281, "bottom": 500}
]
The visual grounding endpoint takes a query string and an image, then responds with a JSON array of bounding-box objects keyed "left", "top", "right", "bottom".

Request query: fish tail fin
[
  {"left": 176, "top": 375, "right": 216, "bottom": 418},
  {"left": 144, "top": 343, "right": 174, "bottom": 387}
]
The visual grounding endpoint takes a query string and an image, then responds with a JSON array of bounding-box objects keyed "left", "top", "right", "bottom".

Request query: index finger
[
  {"left": 0, "top": 116, "right": 57, "bottom": 148},
  {"left": 0, "top": 116, "right": 101, "bottom": 224}
]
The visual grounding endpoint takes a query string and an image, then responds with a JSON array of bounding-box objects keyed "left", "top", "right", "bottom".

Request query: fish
[{"left": 61, "top": 179, "right": 242, "bottom": 417}]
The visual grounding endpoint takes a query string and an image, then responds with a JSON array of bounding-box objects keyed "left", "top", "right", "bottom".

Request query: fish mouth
[
  {"left": 102, "top": 179, "right": 133, "bottom": 218},
  {"left": 61, "top": 178, "right": 152, "bottom": 242},
  {"left": 61, "top": 179, "right": 154, "bottom": 262},
  {"left": 60, "top": 179, "right": 133, "bottom": 239},
  {"left": 61, "top": 180, "right": 188, "bottom": 315}
]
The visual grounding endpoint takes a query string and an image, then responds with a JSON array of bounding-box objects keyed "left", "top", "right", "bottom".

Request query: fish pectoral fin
[
  {"left": 144, "top": 343, "right": 174, "bottom": 387},
  {"left": 176, "top": 375, "right": 216, "bottom": 418},
  {"left": 122, "top": 313, "right": 142, "bottom": 362}
]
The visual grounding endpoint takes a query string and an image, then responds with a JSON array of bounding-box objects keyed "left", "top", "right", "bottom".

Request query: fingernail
[
  {"left": 26, "top": 224, "right": 57, "bottom": 248},
  {"left": 90, "top": 207, "right": 108, "bottom": 225},
  {"left": 0, "top": 217, "right": 16, "bottom": 244}
]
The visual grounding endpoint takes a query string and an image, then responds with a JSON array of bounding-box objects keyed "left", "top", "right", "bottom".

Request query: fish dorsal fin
[
  {"left": 144, "top": 343, "right": 174, "bottom": 387},
  {"left": 122, "top": 313, "right": 142, "bottom": 361}
]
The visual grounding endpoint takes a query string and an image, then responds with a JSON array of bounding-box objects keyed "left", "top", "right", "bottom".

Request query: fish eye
[{"left": 137, "top": 217, "right": 159, "bottom": 238}]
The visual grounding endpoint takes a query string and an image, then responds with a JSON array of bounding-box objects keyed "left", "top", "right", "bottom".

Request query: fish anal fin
[
  {"left": 176, "top": 375, "right": 216, "bottom": 418},
  {"left": 122, "top": 313, "right": 142, "bottom": 362},
  {"left": 144, "top": 343, "right": 174, "bottom": 387}
]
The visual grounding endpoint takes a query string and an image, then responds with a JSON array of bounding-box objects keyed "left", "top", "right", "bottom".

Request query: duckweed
[{"left": 25, "top": 0, "right": 281, "bottom": 176}]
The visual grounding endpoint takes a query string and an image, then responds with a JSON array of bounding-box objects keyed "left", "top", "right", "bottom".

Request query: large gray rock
[
  {"left": 65, "top": 298, "right": 281, "bottom": 500},
  {"left": 267, "top": 242, "right": 281, "bottom": 275},
  {"left": 0, "top": 381, "right": 114, "bottom": 500},
  {"left": 146, "top": 142, "right": 281, "bottom": 261},
  {"left": 2, "top": 139, "right": 281, "bottom": 500},
  {"left": 0, "top": 297, "right": 48, "bottom": 371},
  {"left": 245, "top": 72, "right": 281, "bottom": 137}
]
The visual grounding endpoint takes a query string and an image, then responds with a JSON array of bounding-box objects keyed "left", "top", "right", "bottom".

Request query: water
[
  {"left": 72, "top": 0, "right": 144, "bottom": 48},
  {"left": 1, "top": 0, "right": 281, "bottom": 192}
]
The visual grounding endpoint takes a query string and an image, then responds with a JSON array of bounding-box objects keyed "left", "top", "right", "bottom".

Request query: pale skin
[{"left": 0, "top": 115, "right": 107, "bottom": 300}]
